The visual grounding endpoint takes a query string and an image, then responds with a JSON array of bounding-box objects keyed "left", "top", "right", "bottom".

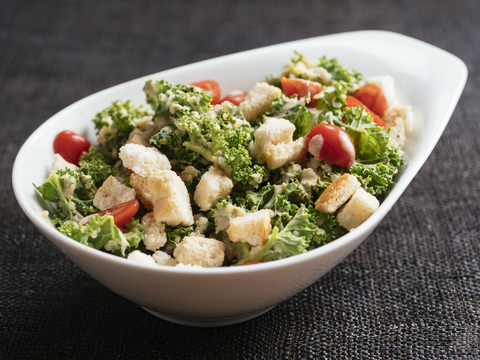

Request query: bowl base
[{"left": 141, "top": 306, "right": 275, "bottom": 327}]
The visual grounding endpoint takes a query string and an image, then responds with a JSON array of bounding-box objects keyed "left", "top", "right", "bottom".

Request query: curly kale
[
  {"left": 314, "top": 81, "right": 348, "bottom": 113},
  {"left": 283, "top": 52, "right": 363, "bottom": 92},
  {"left": 143, "top": 79, "right": 211, "bottom": 122},
  {"left": 172, "top": 109, "right": 268, "bottom": 187},
  {"left": 92, "top": 100, "right": 152, "bottom": 158},
  {"left": 234, "top": 204, "right": 317, "bottom": 265},
  {"left": 58, "top": 216, "right": 143, "bottom": 257},
  {"left": 78, "top": 147, "right": 118, "bottom": 186},
  {"left": 266, "top": 95, "right": 315, "bottom": 138},
  {"left": 317, "top": 56, "right": 364, "bottom": 92},
  {"left": 35, "top": 147, "right": 119, "bottom": 220}
]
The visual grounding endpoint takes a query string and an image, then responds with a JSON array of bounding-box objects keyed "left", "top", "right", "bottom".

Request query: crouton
[
  {"left": 119, "top": 143, "right": 171, "bottom": 177},
  {"left": 194, "top": 215, "right": 209, "bottom": 236},
  {"left": 263, "top": 137, "right": 306, "bottom": 170},
  {"left": 148, "top": 170, "right": 194, "bottom": 226},
  {"left": 240, "top": 82, "right": 282, "bottom": 122},
  {"left": 173, "top": 235, "right": 225, "bottom": 267},
  {"left": 194, "top": 166, "right": 234, "bottom": 211},
  {"left": 93, "top": 175, "right": 136, "bottom": 211},
  {"left": 366, "top": 75, "right": 399, "bottom": 108},
  {"left": 337, "top": 187, "right": 379, "bottom": 230},
  {"left": 129, "top": 173, "right": 153, "bottom": 211},
  {"left": 315, "top": 174, "right": 360, "bottom": 214},
  {"left": 127, "top": 250, "right": 157, "bottom": 266},
  {"left": 383, "top": 105, "right": 413, "bottom": 148},
  {"left": 227, "top": 209, "right": 271, "bottom": 247},
  {"left": 152, "top": 250, "right": 174, "bottom": 265},
  {"left": 50, "top": 154, "right": 78, "bottom": 174},
  {"left": 250, "top": 117, "right": 296, "bottom": 164},
  {"left": 142, "top": 213, "right": 167, "bottom": 251}
]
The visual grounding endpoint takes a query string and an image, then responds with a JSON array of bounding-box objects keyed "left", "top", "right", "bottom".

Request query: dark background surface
[{"left": 1, "top": 0, "right": 479, "bottom": 359}]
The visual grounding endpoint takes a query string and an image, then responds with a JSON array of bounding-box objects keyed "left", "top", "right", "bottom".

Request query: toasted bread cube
[
  {"left": 337, "top": 187, "right": 379, "bottom": 230},
  {"left": 173, "top": 236, "right": 225, "bottom": 267},
  {"left": 119, "top": 143, "right": 171, "bottom": 177},
  {"left": 50, "top": 154, "right": 79, "bottom": 174},
  {"left": 383, "top": 104, "right": 413, "bottom": 148},
  {"left": 129, "top": 173, "right": 153, "bottom": 211},
  {"left": 148, "top": 170, "right": 194, "bottom": 226},
  {"left": 240, "top": 82, "right": 282, "bottom": 122},
  {"left": 315, "top": 174, "right": 360, "bottom": 214},
  {"left": 227, "top": 209, "right": 271, "bottom": 247},
  {"left": 152, "top": 250, "right": 173, "bottom": 265},
  {"left": 194, "top": 166, "right": 234, "bottom": 211},
  {"left": 194, "top": 215, "right": 209, "bottom": 236},
  {"left": 263, "top": 137, "right": 306, "bottom": 170},
  {"left": 141, "top": 213, "right": 167, "bottom": 251},
  {"left": 93, "top": 175, "right": 136, "bottom": 211},
  {"left": 127, "top": 250, "right": 157, "bottom": 266},
  {"left": 251, "top": 117, "right": 296, "bottom": 164},
  {"left": 366, "top": 75, "right": 399, "bottom": 108}
]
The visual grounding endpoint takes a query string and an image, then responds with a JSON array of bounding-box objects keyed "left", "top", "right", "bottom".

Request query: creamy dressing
[
  {"left": 265, "top": 184, "right": 285, "bottom": 208},
  {"left": 273, "top": 98, "right": 300, "bottom": 118},
  {"left": 308, "top": 134, "right": 324, "bottom": 158},
  {"left": 338, "top": 131, "right": 356, "bottom": 167},
  {"left": 61, "top": 174, "right": 76, "bottom": 198}
]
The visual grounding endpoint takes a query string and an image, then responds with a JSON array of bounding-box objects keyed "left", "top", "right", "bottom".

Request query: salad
[{"left": 35, "top": 52, "right": 412, "bottom": 268}]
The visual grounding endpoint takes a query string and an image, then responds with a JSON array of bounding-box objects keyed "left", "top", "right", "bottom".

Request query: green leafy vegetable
[
  {"left": 175, "top": 110, "right": 268, "bottom": 186},
  {"left": 58, "top": 216, "right": 143, "bottom": 256},
  {"left": 266, "top": 95, "right": 315, "bottom": 138},
  {"left": 317, "top": 56, "right": 363, "bottom": 91},
  {"left": 143, "top": 80, "right": 211, "bottom": 121},
  {"left": 234, "top": 205, "right": 316, "bottom": 265},
  {"left": 92, "top": 100, "right": 152, "bottom": 158}
]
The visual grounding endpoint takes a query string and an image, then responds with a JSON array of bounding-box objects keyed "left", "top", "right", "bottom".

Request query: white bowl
[{"left": 12, "top": 30, "right": 467, "bottom": 327}]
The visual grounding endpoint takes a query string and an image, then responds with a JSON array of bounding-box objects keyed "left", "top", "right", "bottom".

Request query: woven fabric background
[{"left": 1, "top": 0, "right": 479, "bottom": 359}]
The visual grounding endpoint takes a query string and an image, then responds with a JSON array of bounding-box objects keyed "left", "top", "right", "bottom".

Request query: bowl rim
[{"left": 12, "top": 30, "right": 468, "bottom": 275}]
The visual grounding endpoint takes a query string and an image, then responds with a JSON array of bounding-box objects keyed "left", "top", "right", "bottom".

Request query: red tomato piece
[
  {"left": 346, "top": 96, "right": 386, "bottom": 128},
  {"left": 304, "top": 124, "right": 356, "bottom": 168},
  {"left": 53, "top": 130, "right": 91, "bottom": 165},
  {"left": 221, "top": 90, "right": 248, "bottom": 105},
  {"left": 354, "top": 84, "right": 387, "bottom": 117},
  {"left": 190, "top": 80, "right": 221, "bottom": 105},
  {"left": 81, "top": 199, "right": 139, "bottom": 229},
  {"left": 280, "top": 77, "right": 322, "bottom": 106}
]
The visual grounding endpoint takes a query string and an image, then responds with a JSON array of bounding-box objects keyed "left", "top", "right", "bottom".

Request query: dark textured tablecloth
[{"left": 1, "top": 0, "right": 479, "bottom": 358}]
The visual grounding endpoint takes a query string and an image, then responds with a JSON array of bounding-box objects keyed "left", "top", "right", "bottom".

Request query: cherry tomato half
[
  {"left": 190, "top": 80, "right": 221, "bottom": 105},
  {"left": 280, "top": 77, "right": 323, "bottom": 106},
  {"left": 354, "top": 84, "right": 387, "bottom": 117},
  {"left": 53, "top": 130, "right": 91, "bottom": 165},
  {"left": 304, "top": 124, "right": 356, "bottom": 168},
  {"left": 81, "top": 199, "right": 140, "bottom": 229},
  {"left": 221, "top": 90, "right": 248, "bottom": 105},
  {"left": 346, "top": 96, "right": 386, "bottom": 128}
]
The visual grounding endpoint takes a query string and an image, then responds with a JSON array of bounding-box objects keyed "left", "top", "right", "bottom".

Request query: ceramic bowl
[{"left": 12, "top": 31, "right": 467, "bottom": 327}]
